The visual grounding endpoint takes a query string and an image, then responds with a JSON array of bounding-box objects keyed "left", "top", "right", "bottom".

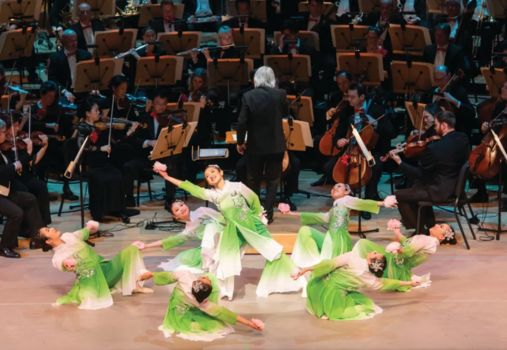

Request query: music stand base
[{"left": 349, "top": 228, "right": 379, "bottom": 239}]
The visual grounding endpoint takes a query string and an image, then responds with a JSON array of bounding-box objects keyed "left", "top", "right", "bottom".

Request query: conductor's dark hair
[
  {"left": 335, "top": 70, "right": 353, "bottom": 81},
  {"left": 160, "top": 0, "right": 174, "bottom": 8},
  {"left": 108, "top": 74, "right": 128, "bottom": 90},
  {"left": 41, "top": 81, "right": 57, "bottom": 96},
  {"left": 235, "top": 0, "right": 251, "bottom": 10},
  {"left": 153, "top": 89, "right": 169, "bottom": 101},
  {"left": 368, "top": 256, "right": 387, "bottom": 278},
  {"left": 435, "top": 110, "right": 456, "bottom": 128},
  {"left": 282, "top": 20, "right": 299, "bottom": 35},
  {"left": 368, "top": 26, "right": 381, "bottom": 38},
  {"left": 435, "top": 23, "right": 451, "bottom": 37},
  {"left": 349, "top": 83, "right": 367, "bottom": 97},
  {"left": 192, "top": 281, "right": 213, "bottom": 303},
  {"left": 424, "top": 103, "right": 441, "bottom": 117}
]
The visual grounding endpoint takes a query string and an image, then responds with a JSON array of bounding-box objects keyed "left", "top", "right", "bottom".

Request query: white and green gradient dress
[
  {"left": 292, "top": 196, "right": 380, "bottom": 268},
  {"left": 306, "top": 252, "right": 402, "bottom": 321},
  {"left": 51, "top": 228, "right": 148, "bottom": 310},
  {"left": 154, "top": 270, "right": 237, "bottom": 341},
  {"left": 159, "top": 207, "right": 226, "bottom": 273},
  {"left": 179, "top": 180, "right": 307, "bottom": 299},
  {"left": 352, "top": 235, "right": 438, "bottom": 292}
]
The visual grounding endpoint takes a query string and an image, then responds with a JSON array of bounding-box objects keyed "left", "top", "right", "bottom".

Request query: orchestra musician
[
  {"left": 222, "top": 0, "right": 265, "bottom": 29},
  {"left": 48, "top": 29, "right": 93, "bottom": 104},
  {"left": 492, "top": 41, "right": 507, "bottom": 69},
  {"left": 271, "top": 20, "right": 318, "bottom": 59},
  {"left": 69, "top": 3, "right": 105, "bottom": 54},
  {"left": 149, "top": 0, "right": 188, "bottom": 34},
  {"left": 266, "top": 0, "right": 300, "bottom": 32},
  {"left": 335, "top": 0, "right": 360, "bottom": 25},
  {"left": 363, "top": 0, "right": 403, "bottom": 52},
  {"left": 190, "top": 26, "right": 241, "bottom": 69},
  {"left": 398, "top": 0, "right": 427, "bottom": 25},
  {"left": 299, "top": 0, "right": 336, "bottom": 55}
]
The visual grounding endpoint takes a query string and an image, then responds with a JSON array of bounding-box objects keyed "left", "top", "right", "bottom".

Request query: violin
[
  {"left": 117, "top": 94, "right": 149, "bottom": 110},
  {"left": 0, "top": 130, "right": 28, "bottom": 151},
  {"left": 436, "top": 70, "right": 464, "bottom": 112},
  {"left": 95, "top": 119, "right": 147, "bottom": 131},
  {"left": 34, "top": 101, "right": 77, "bottom": 121},
  {"left": 319, "top": 94, "right": 349, "bottom": 156}
]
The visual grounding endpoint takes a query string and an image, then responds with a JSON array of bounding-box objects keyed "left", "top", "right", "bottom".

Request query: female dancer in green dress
[
  {"left": 132, "top": 201, "right": 225, "bottom": 273},
  {"left": 141, "top": 270, "right": 264, "bottom": 341},
  {"left": 40, "top": 221, "right": 153, "bottom": 310},
  {"left": 283, "top": 183, "right": 398, "bottom": 268},
  {"left": 292, "top": 251, "right": 420, "bottom": 321},
  {"left": 153, "top": 164, "right": 307, "bottom": 300},
  {"left": 352, "top": 219, "right": 457, "bottom": 291}
]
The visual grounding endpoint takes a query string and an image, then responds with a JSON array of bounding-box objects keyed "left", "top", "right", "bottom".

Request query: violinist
[
  {"left": 434, "top": 0, "right": 475, "bottom": 50},
  {"left": 384, "top": 111, "right": 469, "bottom": 234},
  {"left": 190, "top": 26, "right": 241, "bottom": 69},
  {"left": 424, "top": 65, "right": 475, "bottom": 139},
  {"left": 312, "top": 71, "right": 351, "bottom": 187},
  {"left": 77, "top": 98, "right": 139, "bottom": 222},
  {"left": 0, "top": 63, "right": 29, "bottom": 111},
  {"left": 149, "top": 0, "right": 188, "bottom": 35},
  {"left": 492, "top": 41, "right": 507, "bottom": 69},
  {"left": 123, "top": 90, "right": 183, "bottom": 210},
  {"left": 0, "top": 112, "right": 52, "bottom": 226},
  {"left": 0, "top": 118, "right": 46, "bottom": 258}
]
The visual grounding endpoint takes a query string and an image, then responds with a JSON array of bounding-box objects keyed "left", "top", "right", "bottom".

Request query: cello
[{"left": 319, "top": 94, "right": 349, "bottom": 156}]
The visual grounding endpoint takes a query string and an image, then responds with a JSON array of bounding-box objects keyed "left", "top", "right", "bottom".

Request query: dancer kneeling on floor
[
  {"left": 281, "top": 183, "right": 397, "bottom": 268},
  {"left": 141, "top": 270, "right": 264, "bottom": 341},
  {"left": 353, "top": 218, "right": 457, "bottom": 291},
  {"left": 41, "top": 221, "right": 152, "bottom": 310},
  {"left": 292, "top": 251, "right": 420, "bottom": 321}
]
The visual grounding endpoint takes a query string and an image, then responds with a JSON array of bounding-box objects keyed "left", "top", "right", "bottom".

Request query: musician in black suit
[
  {"left": 363, "top": 0, "right": 403, "bottom": 52},
  {"left": 48, "top": 30, "right": 92, "bottom": 104},
  {"left": 122, "top": 90, "right": 183, "bottom": 209},
  {"left": 299, "top": 0, "right": 336, "bottom": 55},
  {"left": 270, "top": 20, "right": 319, "bottom": 64},
  {"left": 385, "top": 111, "right": 469, "bottom": 234},
  {"left": 422, "top": 24, "right": 468, "bottom": 76},
  {"left": 266, "top": 0, "right": 300, "bottom": 33},
  {"left": 69, "top": 3, "right": 106, "bottom": 53},
  {"left": 335, "top": 0, "right": 360, "bottom": 24},
  {"left": 149, "top": 0, "right": 188, "bottom": 35},
  {"left": 49, "top": 0, "right": 70, "bottom": 28},
  {"left": 222, "top": 0, "right": 265, "bottom": 29},
  {"left": 398, "top": 0, "right": 428, "bottom": 24},
  {"left": 423, "top": 65, "right": 475, "bottom": 139},
  {"left": 190, "top": 26, "right": 242, "bottom": 69},
  {"left": 237, "top": 67, "right": 288, "bottom": 224},
  {"left": 0, "top": 119, "right": 46, "bottom": 258}
]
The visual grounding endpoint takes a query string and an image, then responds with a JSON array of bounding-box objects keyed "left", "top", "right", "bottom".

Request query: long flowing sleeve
[
  {"left": 240, "top": 182, "right": 263, "bottom": 216},
  {"left": 153, "top": 271, "right": 179, "bottom": 286},
  {"left": 161, "top": 233, "right": 191, "bottom": 251},
  {"left": 311, "top": 252, "right": 351, "bottom": 278},
  {"left": 71, "top": 228, "right": 89, "bottom": 241},
  {"left": 199, "top": 302, "right": 238, "bottom": 325},
  {"left": 396, "top": 237, "right": 417, "bottom": 259},
  {"left": 301, "top": 212, "right": 330, "bottom": 225},
  {"left": 179, "top": 180, "right": 210, "bottom": 201},
  {"left": 370, "top": 277, "right": 401, "bottom": 291},
  {"left": 341, "top": 196, "right": 380, "bottom": 214}
]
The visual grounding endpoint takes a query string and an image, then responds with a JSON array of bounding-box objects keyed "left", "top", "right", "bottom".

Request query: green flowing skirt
[{"left": 159, "top": 247, "right": 204, "bottom": 274}]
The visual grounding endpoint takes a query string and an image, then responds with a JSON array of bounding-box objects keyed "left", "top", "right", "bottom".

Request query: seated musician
[
  {"left": 434, "top": 0, "right": 474, "bottom": 50},
  {"left": 363, "top": 0, "right": 403, "bottom": 52},
  {"left": 69, "top": 3, "right": 105, "bottom": 54},
  {"left": 0, "top": 118, "right": 46, "bottom": 258},
  {"left": 132, "top": 27, "right": 167, "bottom": 58},
  {"left": 422, "top": 23, "right": 467, "bottom": 76},
  {"left": 383, "top": 111, "right": 469, "bottom": 234},
  {"left": 492, "top": 41, "right": 507, "bottom": 69},
  {"left": 423, "top": 65, "right": 475, "bottom": 139},
  {"left": 122, "top": 90, "right": 183, "bottom": 210},
  {"left": 335, "top": 0, "right": 360, "bottom": 25},
  {"left": 312, "top": 71, "right": 351, "bottom": 186},
  {"left": 398, "top": 0, "right": 427, "bottom": 26},
  {"left": 271, "top": 20, "right": 318, "bottom": 59},
  {"left": 77, "top": 98, "right": 139, "bottom": 222},
  {"left": 365, "top": 26, "right": 391, "bottom": 72},
  {"left": 222, "top": 0, "right": 265, "bottom": 29},
  {"left": 266, "top": 0, "right": 300, "bottom": 32},
  {"left": 150, "top": 0, "right": 188, "bottom": 35},
  {"left": 0, "top": 63, "right": 29, "bottom": 111},
  {"left": 320, "top": 83, "right": 396, "bottom": 219},
  {"left": 299, "top": 0, "right": 336, "bottom": 55},
  {"left": 190, "top": 26, "right": 241, "bottom": 69},
  {"left": 49, "top": 0, "right": 70, "bottom": 31},
  {"left": 48, "top": 29, "right": 92, "bottom": 104},
  {"left": 0, "top": 113, "right": 52, "bottom": 227}
]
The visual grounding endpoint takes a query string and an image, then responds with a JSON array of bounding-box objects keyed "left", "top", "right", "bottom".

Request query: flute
[
  {"left": 176, "top": 44, "right": 235, "bottom": 56},
  {"left": 114, "top": 44, "right": 150, "bottom": 59}
]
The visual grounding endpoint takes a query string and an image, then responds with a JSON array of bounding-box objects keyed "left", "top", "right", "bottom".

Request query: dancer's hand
[
  {"left": 63, "top": 257, "right": 77, "bottom": 271},
  {"left": 132, "top": 241, "right": 146, "bottom": 250},
  {"left": 140, "top": 271, "right": 153, "bottom": 281},
  {"left": 409, "top": 281, "right": 421, "bottom": 287},
  {"left": 250, "top": 318, "right": 264, "bottom": 331},
  {"left": 381, "top": 195, "right": 398, "bottom": 209},
  {"left": 85, "top": 220, "right": 99, "bottom": 234}
]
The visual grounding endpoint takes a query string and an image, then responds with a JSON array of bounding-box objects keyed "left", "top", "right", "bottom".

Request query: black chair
[
  {"left": 416, "top": 161, "right": 477, "bottom": 249},
  {"left": 136, "top": 169, "right": 154, "bottom": 207}
]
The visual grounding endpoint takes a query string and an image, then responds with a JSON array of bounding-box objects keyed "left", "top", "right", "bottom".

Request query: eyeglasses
[{"left": 434, "top": 76, "right": 448, "bottom": 83}]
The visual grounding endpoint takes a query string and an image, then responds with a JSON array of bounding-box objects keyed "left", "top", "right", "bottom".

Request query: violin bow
[
  {"left": 108, "top": 95, "right": 114, "bottom": 158},
  {"left": 125, "top": 77, "right": 143, "bottom": 121},
  {"left": 347, "top": 113, "right": 387, "bottom": 140},
  {"left": 9, "top": 111, "right": 21, "bottom": 174}
]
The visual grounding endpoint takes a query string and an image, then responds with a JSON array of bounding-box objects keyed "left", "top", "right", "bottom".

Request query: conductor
[{"left": 236, "top": 67, "right": 288, "bottom": 225}]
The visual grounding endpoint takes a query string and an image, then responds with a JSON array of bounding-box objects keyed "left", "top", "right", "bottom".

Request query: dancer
[
  {"left": 153, "top": 164, "right": 307, "bottom": 299},
  {"left": 292, "top": 251, "right": 420, "bottom": 321},
  {"left": 132, "top": 201, "right": 225, "bottom": 273},
  {"left": 281, "top": 183, "right": 397, "bottom": 268},
  {"left": 141, "top": 270, "right": 264, "bottom": 341},
  {"left": 40, "top": 221, "right": 153, "bottom": 310},
  {"left": 352, "top": 219, "right": 457, "bottom": 291}
]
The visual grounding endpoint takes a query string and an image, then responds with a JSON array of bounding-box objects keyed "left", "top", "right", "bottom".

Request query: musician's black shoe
[
  {"left": 30, "top": 234, "right": 44, "bottom": 250},
  {"left": 0, "top": 248, "right": 20, "bottom": 258},
  {"left": 62, "top": 189, "right": 78, "bottom": 201},
  {"left": 284, "top": 198, "right": 297, "bottom": 211},
  {"left": 361, "top": 211, "right": 372, "bottom": 220},
  {"left": 311, "top": 176, "right": 327, "bottom": 187},
  {"left": 123, "top": 208, "right": 140, "bottom": 217},
  {"left": 469, "top": 191, "right": 489, "bottom": 204},
  {"left": 267, "top": 216, "right": 274, "bottom": 225}
]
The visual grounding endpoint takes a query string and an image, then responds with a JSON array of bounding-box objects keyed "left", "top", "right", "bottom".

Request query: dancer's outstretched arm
[{"left": 156, "top": 170, "right": 210, "bottom": 201}]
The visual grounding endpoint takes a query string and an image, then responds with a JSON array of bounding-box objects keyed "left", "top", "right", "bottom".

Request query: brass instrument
[
  {"left": 61, "top": 1, "right": 74, "bottom": 28},
  {"left": 123, "top": 0, "right": 150, "bottom": 15}
]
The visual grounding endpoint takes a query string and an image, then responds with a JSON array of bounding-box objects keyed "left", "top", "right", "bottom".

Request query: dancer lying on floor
[
  {"left": 132, "top": 202, "right": 225, "bottom": 273},
  {"left": 141, "top": 270, "right": 264, "bottom": 341},
  {"left": 41, "top": 221, "right": 153, "bottom": 310},
  {"left": 352, "top": 219, "right": 457, "bottom": 291},
  {"left": 280, "top": 183, "right": 398, "bottom": 268},
  {"left": 292, "top": 251, "right": 420, "bottom": 321},
  {"left": 153, "top": 164, "right": 307, "bottom": 300}
]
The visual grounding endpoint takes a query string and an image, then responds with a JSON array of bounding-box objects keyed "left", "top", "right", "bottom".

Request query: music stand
[
  {"left": 283, "top": 119, "right": 313, "bottom": 152},
  {"left": 288, "top": 95, "right": 314, "bottom": 126},
  {"left": 481, "top": 67, "right": 507, "bottom": 97},
  {"left": 227, "top": 0, "right": 267, "bottom": 21},
  {"left": 391, "top": 61, "right": 435, "bottom": 97},
  {"left": 0, "top": 0, "right": 43, "bottom": 22},
  {"left": 0, "top": 28, "right": 36, "bottom": 61},
  {"left": 426, "top": 0, "right": 447, "bottom": 14},
  {"left": 486, "top": 0, "right": 507, "bottom": 18},
  {"left": 331, "top": 25, "right": 369, "bottom": 51},
  {"left": 150, "top": 122, "right": 197, "bottom": 161},
  {"left": 336, "top": 52, "right": 384, "bottom": 86},
  {"left": 232, "top": 28, "right": 265, "bottom": 59},
  {"left": 72, "top": 0, "right": 115, "bottom": 20},
  {"left": 225, "top": 131, "right": 247, "bottom": 144},
  {"left": 274, "top": 31, "right": 320, "bottom": 52},
  {"left": 166, "top": 102, "right": 200, "bottom": 123},
  {"left": 405, "top": 101, "right": 427, "bottom": 130},
  {"left": 157, "top": 32, "right": 202, "bottom": 55},
  {"left": 73, "top": 58, "right": 123, "bottom": 93},
  {"left": 298, "top": 1, "right": 337, "bottom": 21},
  {"left": 0, "top": 95, "right": 8, "bottom": 109},
  {"left": 359, "top": 0, "right": 381, "bottom": 13},
  {"left": 135, "top": 56, "right": 183, "bottom": 87},
  {"left": 389, "top": 24, "right": 431, "bottom": 57},
  {"left": 207, "top": 58, "right": 253, "bottom": 104},
  {"left": 264, "top": 55, "right": 311, "bottom": 85},
  {"left": 94, "top": 29, "right": 137, "bottom": 58}
]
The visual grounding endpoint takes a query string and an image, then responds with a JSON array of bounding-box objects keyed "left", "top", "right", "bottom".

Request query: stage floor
[{"left": 2, "top": 171, "right": 506, "bottom": 350}]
